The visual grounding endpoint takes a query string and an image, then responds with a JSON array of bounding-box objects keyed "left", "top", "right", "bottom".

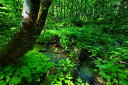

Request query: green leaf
[
  {"left": 63, "top": 67, "right": 67, "bottom": 71},
  {"left": 55, "top": 81, "right": 62, "bottom": 85},
  {"left": 4, "top": 66, "right": 12, "bottom": 71},
  {"left": 113, "top": 78, "right": 118, "bottom": 83},
  {"left": 65, "top": 79, "right": 70, "bottom": 83},
  {"left": 106, "top": 75, "right": 111, "bottom": 81},
  {"left": 0, "top": 80, "right": 6, "bottom": 85},
  {"left": 66, "top": 76, "right": 73, "bottom": 80},
  {"left": 85, "top": 82, "right": 89, "bottom": 85},
  {"left": 59, "top": 77, "right": 65, "bottom": 81},
  {"left": 21, "top": 66, "right": 31, "bottom": 78},
  {"left": 66, "top": 58, "right": 71, "bottom": 64},
  {"left": 5, "top": 72, "right": 12, "bottom": 77},
  {"left": 106, "top": 82, "right": 112, "bottom": 85},
  {"left": 0, "top": 75, "right": 4, "bottom": 80},
  {"left": 10, "top": 77, "right": 21, "bottom": 85},
  {"left": 119, "top": 79, "right": 128, "bottom": 85},
  {"left": 0, "top": 72, "right": 3, "bottom": 76},
  {"left": 35, "top": 78, "right": 40, "bottom": 82},
  {"left": 5, "top": 76, "right": 10, "bottom": 83}
]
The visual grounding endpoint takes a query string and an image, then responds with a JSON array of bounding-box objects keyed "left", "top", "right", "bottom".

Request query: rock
[
  {"left": 54, "top": 48, "right": 62, "bottom": 54},
  {"left": 38, "top": 49, "right": 47, "bottom": 52}
]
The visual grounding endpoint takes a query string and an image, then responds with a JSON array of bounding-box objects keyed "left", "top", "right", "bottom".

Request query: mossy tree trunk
[{"left": 0, "top": 0, "right": 52, "bottom": 64}]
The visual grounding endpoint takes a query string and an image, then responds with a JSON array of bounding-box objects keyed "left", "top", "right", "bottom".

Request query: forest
[{"left": 0, "top": 0, "right": 128, "bottom": 85}]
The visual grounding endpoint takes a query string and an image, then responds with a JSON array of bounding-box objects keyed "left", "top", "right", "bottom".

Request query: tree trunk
[
  {"left": 0, "top": 0, "right": 52, "bottom": 64},
  {"left": 117, "top": 0, "right": 128, "bottom": 18}
]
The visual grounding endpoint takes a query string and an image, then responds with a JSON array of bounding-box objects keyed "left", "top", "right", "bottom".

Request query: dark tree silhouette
[{"left": 0, "top": 0, "right": 52, "bottom": 64}]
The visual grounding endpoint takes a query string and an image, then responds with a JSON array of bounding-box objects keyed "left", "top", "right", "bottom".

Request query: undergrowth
[
  {"left": 0, "top": 51, "right": 54, "bottom": 85},
  {"left": 37, "top": 25, "right": 128, "bottom": 85}
]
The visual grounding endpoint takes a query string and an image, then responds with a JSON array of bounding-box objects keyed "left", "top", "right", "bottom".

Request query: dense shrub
[
  {"left": 94, "top": 48, "right": 128, "bottom": 85},
  {"left": 0, "top": 51, "right": 54, "bottom": 85}
]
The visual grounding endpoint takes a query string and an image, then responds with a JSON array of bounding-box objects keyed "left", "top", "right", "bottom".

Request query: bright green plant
[
  {"left": 0, "top": 27, "right": 18, "bottom": 49},
  {"left": 48, "top": 58, "right": 76, "bottom": 85},
  {"left": 75, "top": 77, "right": 90, "bottom": 85},
  {"left": 94, "top": 48, "right": 128, "bottom": 85},
  {"left": 0, "top": 0, "right": 22, "bottom": 31},
  {"left": 0, "top": 51, "right": 55, "bottom": 85},
  {"left": 51, "top": 58, "right": 89, "bottom": 85},
  {"left": 22, "top": 51, "right": 55, "bottom": 82},
  {"left": 37, "top": 30, "right": 60, "bottom": 45},
  {"left": 54, "top": 72, "right": 74, "bottom": 85},
  {"left": 58, "top": 58, "right": 76, "bottom": 72},
  {"left": 53, "top": 72, "right": 90, "bottom": 85}
]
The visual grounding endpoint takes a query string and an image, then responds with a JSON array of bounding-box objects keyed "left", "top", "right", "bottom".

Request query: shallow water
[
  {"left": 37, "top": 45, "right": 95, "bottom": 84},
  {"left": 77, "top": 61, "right": 94, "bottom": 85}
]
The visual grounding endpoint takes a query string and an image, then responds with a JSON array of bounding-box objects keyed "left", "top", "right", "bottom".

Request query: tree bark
[{"left": 0, "top": 0, "right": 52, "bottom": 64}]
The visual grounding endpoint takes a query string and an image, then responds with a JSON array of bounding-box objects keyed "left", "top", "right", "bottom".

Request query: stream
[
  {"left": 77, "top": 61, "right": 94, "bottom": 85},
  {"left": 36, "top": 45, "right": 97, "bottom": 85}
]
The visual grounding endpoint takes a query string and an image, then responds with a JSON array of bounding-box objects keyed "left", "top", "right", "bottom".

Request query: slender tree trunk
[
  {"left": 0, "top": 0, "right": 52, "bottom": 64},
  {"left": 117, "top": 0, "right": 128, "bottom": 18},
  {"left": 83, "top": 0, "right": 88, "bottom": 19},
  {"left": 75, "top": 0, "right": 78, "bottom": 16},
  {"left": 56, "top": 4, "right": 58, "bottom": 17},
  {"left": 80, "top": 0, "right": 83, "bottom": 18},
  {"left": 63, "top": 0, "right": 66, "bottom": 19}
]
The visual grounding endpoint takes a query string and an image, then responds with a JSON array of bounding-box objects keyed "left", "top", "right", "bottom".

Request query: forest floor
[{"left": 0, "top": 25, "right": 128, "bottom": 85}]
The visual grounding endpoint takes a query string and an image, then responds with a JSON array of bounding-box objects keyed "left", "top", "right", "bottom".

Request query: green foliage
[
  {"left": 23, "top": 51, "right": 55, "bottom": 81},
  {"left": 0, "top": 27, "right": 18, "bottom": 49},
  {"left": 0, "top": 0, "right": 128, "bottom": 84},
  {"left": 53, "top": 72, "right": 89, "bottom": 85},
  {"left": 54, "top": 72, "right": 74, "bottom": 85},
  {"left": 94, "top": 48, "right": 128, "bottom": 85},
  {"left": 45, "top": 18, "right": 74, "bottom": 30},
  {"left": 37, "top": 25, "right": 128, "bottom": 84},
  {"left": 44, "top": 58, "right": 76, "bottom": 85},
  {"left": 49, "top": 58, "right": 89, "bottom": 85},
  {"left": 37, "top": 22, "right": 128, "bottom": 84},
  {"left": 0, "top": 0, "right": 22, "bottom": 31},
  {"left": 37, "top": 30, "right": 57, "bottom": 44},
  {"left": 59, "top": 27, "right": 106, "bottom": 49},
  {"left": 75, "top": 78, "right": 90, "bottom": 85},
  {"left": 38, "top": 26, "right": 116, "bottom": 53},
  {"left": 58, "top": 58, "right": 76, "bottom": 72},
  {"left": 0, "top": 51, "right": 55, "bottom": 85}
]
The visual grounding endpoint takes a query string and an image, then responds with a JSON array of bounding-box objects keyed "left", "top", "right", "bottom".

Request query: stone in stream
[
  {"left": 38, "top": 49, "right": 47, "bottom": 52},
  {"left": 54, "top": 48, "right": 62, "bottom": 54}
]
